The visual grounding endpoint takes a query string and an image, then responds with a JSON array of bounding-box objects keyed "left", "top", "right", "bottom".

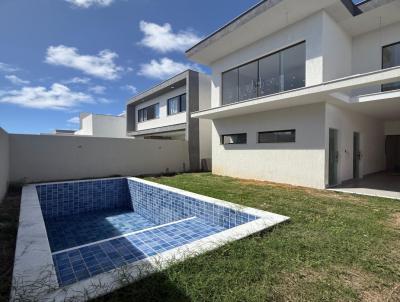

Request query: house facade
[
  {"left": 187, "top": 0, "right": 400, "bottom": 189},
  {"left": 126, "top": 70, "right": 212, "bottom": 171},
  {"left": 74, "top": 113, "right": 127, "bottom": 138}
]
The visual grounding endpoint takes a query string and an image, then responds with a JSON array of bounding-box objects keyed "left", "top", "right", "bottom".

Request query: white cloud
[
  {"left": 118, "top": 110, "right": 126, "bottom": 117},
  {"left": 65, "top": 0, "right": 114, "bottom": 8},
  {"left": 5, "top": 75, "right": 30, "bottom": 85},
  {"left": 139, "top": 21, "right": 202, "bottom": 53},
  {"left": 88, "top": 85, "right": 106, "bottom": 94},
  {"left": 121, "top": 85, "right": 137, "bottom": 94},
  {"left": 138, "top": 57, "right": 202, "bottom": 80},
  {"left": 0, "top": 83, "right": 93, "bottom": 110},
  {"left": 0, "top": 62, "right": 18, "bottom": 73},
  {"left": 67, "top": 116, "right": 80, "bottom": 124},
  {"left": 63, "top": 77, "right": 91, "bottom": 84},
  {"left": 45, "top": 45, "right": 123, "bottom": 80}
]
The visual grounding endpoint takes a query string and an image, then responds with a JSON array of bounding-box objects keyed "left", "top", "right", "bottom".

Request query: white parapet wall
[
  {"left": 8, "top": 134, "right": 189, "bottom": 184},
  {"left": 0, "top": 128, "right": 10, "bottom": 201}
]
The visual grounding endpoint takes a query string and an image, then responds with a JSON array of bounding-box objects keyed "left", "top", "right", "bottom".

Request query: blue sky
[
  {"left": 0, "top": 0, "right": 258, "bottom": 134},
  {"left": 0, "top": 0, "right": 365, "bottom": 134}
]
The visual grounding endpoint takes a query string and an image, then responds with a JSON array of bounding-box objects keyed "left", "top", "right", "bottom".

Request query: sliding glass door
[{"left": 382, "top": 42, "right": 400, "bottom": 91}]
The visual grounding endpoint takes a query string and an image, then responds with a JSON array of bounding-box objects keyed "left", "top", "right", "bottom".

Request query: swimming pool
[{"left": 12, "top": 177, "right": 289, "bottom": 301}]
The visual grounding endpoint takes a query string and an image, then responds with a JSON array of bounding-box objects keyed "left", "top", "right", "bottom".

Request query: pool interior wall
[{"left": 36, "top": 178, "right": 258, "bottom": 287}]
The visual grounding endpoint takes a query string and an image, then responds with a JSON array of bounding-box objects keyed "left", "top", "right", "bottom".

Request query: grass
[
  {"left": 1, "top": 173, "right": 400, "bottom": 301},
  {"left": 95, "top": 173, "right": 400, "bottom": 302}
]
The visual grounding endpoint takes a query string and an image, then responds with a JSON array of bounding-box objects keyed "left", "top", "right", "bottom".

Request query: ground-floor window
[
  {"left": 221, "top": 133, "right": 247, "bottom": 145},
  {"left": 258, "top": 129, "right": 296, "bottom": 143}
]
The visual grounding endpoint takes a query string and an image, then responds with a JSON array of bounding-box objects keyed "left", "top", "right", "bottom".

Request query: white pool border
[{"left": 11, "top": 176, "right": 290, "bottom": 302}]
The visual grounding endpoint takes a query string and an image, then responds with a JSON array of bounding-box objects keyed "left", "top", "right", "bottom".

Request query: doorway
[
  {"left": 353, "top": 132, "right": 361, "bottom": 179},
  {"left": 329, "top": 128, "right": 339, "bottom": 187},
  {"left": 386, "top": 135, "right": 400, "bottom": 173}
]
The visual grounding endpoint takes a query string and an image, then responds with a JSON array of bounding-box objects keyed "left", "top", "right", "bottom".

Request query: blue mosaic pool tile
[
  {"left": 53, "top": 217, "right": 227, "bottom": 287},
  {"left": 44, "top": 178, "right": 261, "bottom": 287},
  {"left": 127, "top": 179, "right": 259, "bottom": 229},
  {"left": 37, "top": 178, "right": 130, "bottom": 218},
  {"left": 45, "top": 209, "right": 156, "bottom": 252}
]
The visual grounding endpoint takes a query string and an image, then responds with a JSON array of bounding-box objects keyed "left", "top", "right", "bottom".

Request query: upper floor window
[
  {"left": 138, "top": 103, "right": 159, "bottom": 122},
  {"left": 382, "top": 42, "right": 400, "bottom": 92},
  {"left": 222, "top": 42, "right": 306, "bottom": 105},
  {"left": 167, "top": 94, "right": 187, "bottom": 115}
]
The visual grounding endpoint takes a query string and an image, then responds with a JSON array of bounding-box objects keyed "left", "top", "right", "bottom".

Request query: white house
[
  {"left": 126, "top": 70, "right": 212, "bottom": 171},
  {"left": 74, "top": 113, "right": 127, "bottom": 138},
  {"left": 187, "top": 0, "right": 400, "bottom": 189}
]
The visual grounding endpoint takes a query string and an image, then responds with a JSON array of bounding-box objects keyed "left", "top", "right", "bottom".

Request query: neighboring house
[
  {"left": 126, "top": 70, "right": 212, "bottom": 171},
  {"left": 75, "top": 113, "right": 127, "bottom": 138},
  {"left": 51, "top": 130, "right": 76, "bottom": 136},
  {"left": 187, "top": 0, "right": 400, "bottom": 189}
]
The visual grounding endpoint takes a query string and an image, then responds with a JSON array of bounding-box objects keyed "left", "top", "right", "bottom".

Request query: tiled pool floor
[
  {"left": 53, "top": 217, "right": 226, "bottom": 286},
  {"left": 45, "top": 209, "right": 156, "bottom": 252}
]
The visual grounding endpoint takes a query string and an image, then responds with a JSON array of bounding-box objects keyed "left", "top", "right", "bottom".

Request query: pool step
[
  {"left": 53, "top": 217, "right": 226, "bottom": 287},
  {"left": 52, "top": 216, "right": 197, "bottom": 256}
]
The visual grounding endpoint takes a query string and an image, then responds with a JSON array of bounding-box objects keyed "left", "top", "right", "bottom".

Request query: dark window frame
[
  {"left": 138, "top": 103, "right": 160, "bottom": 123},
  {"left": 167, "top": 93, "right": 187, "bottom": 116},
  {"left": 258, "top": 129, "right": 296, "bottom": 144},
  {"left": 221, "top": 133, "right": 247, "bottom": 145},
  {"left": 221, "top": 41, "right": 306, "bottom": 106},
  {"left": 382, "top": 41, "right": 400, "bottom": 92}
]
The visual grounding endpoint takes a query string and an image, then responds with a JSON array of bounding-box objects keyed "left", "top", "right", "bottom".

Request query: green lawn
[{"left": 95, "top": 173, "right": 400, "bottom": 302}]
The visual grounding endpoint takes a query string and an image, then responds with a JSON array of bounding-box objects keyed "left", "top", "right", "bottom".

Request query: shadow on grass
[
  {"left": 94, "top": 272, "right": 192, "bottom": 302},
  {"left": 0, "top": 187, "right": 22, "bottom": 302}
]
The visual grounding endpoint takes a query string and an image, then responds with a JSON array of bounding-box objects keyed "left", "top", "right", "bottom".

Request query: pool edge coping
[{"left": 11, "top": 177, "right": 290, "bottom": 302}]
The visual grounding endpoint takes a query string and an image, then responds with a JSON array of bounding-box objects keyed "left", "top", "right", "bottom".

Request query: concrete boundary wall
[
  {"left": 8, "top": 134, "right": 189, "bottom": 184},
  {"left": 0, "top": 128, "right": 10, "bottom": 201}
]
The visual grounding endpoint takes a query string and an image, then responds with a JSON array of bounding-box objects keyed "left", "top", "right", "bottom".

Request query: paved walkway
[{"left": 330, "top": 172, "right": 400, "bottom": 200}]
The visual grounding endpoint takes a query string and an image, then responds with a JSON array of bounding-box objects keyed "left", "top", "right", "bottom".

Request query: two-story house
[
  {"left": 126, "top": 70, "right": 212, "bottom": 171},
  {"left": 187, "top": 0, "right": 400, "bottom": 189}
]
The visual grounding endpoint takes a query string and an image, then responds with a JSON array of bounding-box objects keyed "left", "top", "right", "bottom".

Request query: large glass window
[
  {"left": 238, "top": 61, "right": 258, "bottom": 101},
  {"left": 222, "top": 69, "right": 239, "bottom": 105},
  {"left": 167, "top": 94, "right": 186, "bottom": 115},
  {"left": 282, "top": 43, "right": 306, "bottom": 91},
  {"left": 382, "top": 42, "right": 400, "bottom": 91},
  {"left": 222, "top": 42, "right": 306, "bottom": 105},
  {"left": 259, "top": 53, "right": 280, "bottom": 97},
  {"left": 138, "top": 103, "right": 159, "bottom": 122},
  {"left": 258, "top": 129, "right": 296, "bottom": 143},
  {"left": 221, "top": 133, "right": 247, "bottom": 145}
]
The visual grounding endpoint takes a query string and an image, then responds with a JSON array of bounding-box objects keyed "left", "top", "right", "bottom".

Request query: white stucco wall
[
  {"left": 136, "top": 86, "right": 187, "bottom": 131},
  {"left": 9, "top": 135, "right": 189, "bottom": 184},
  {"left": 0, "top": 128, "right": 9, "bottom": 201},
  {"left": 75, "top": 114, "right": 127, "bottom": 138},
  {"left": 352, "top": 21, "right": 400, "bottom": 95},
  {"left": 325, "top": 104, "right": 385, "bottom": 185},
  {"left": 198, "top": 73, "right": 212, "bottom": 161},
  {"left": 75, "top": 115, "right": 93, "bottom": 136},
  {"left": 322, "top": 12, "right": 352, "bottom": 81},
  {"left": 211, "top": 103, "right": 326, "bottom": 189},
  {"left": 385, "top": 121, "right": 400, "bottom": 135},
  {"left": 91, "top": 115, "right": 127, "bottom": 138}
]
